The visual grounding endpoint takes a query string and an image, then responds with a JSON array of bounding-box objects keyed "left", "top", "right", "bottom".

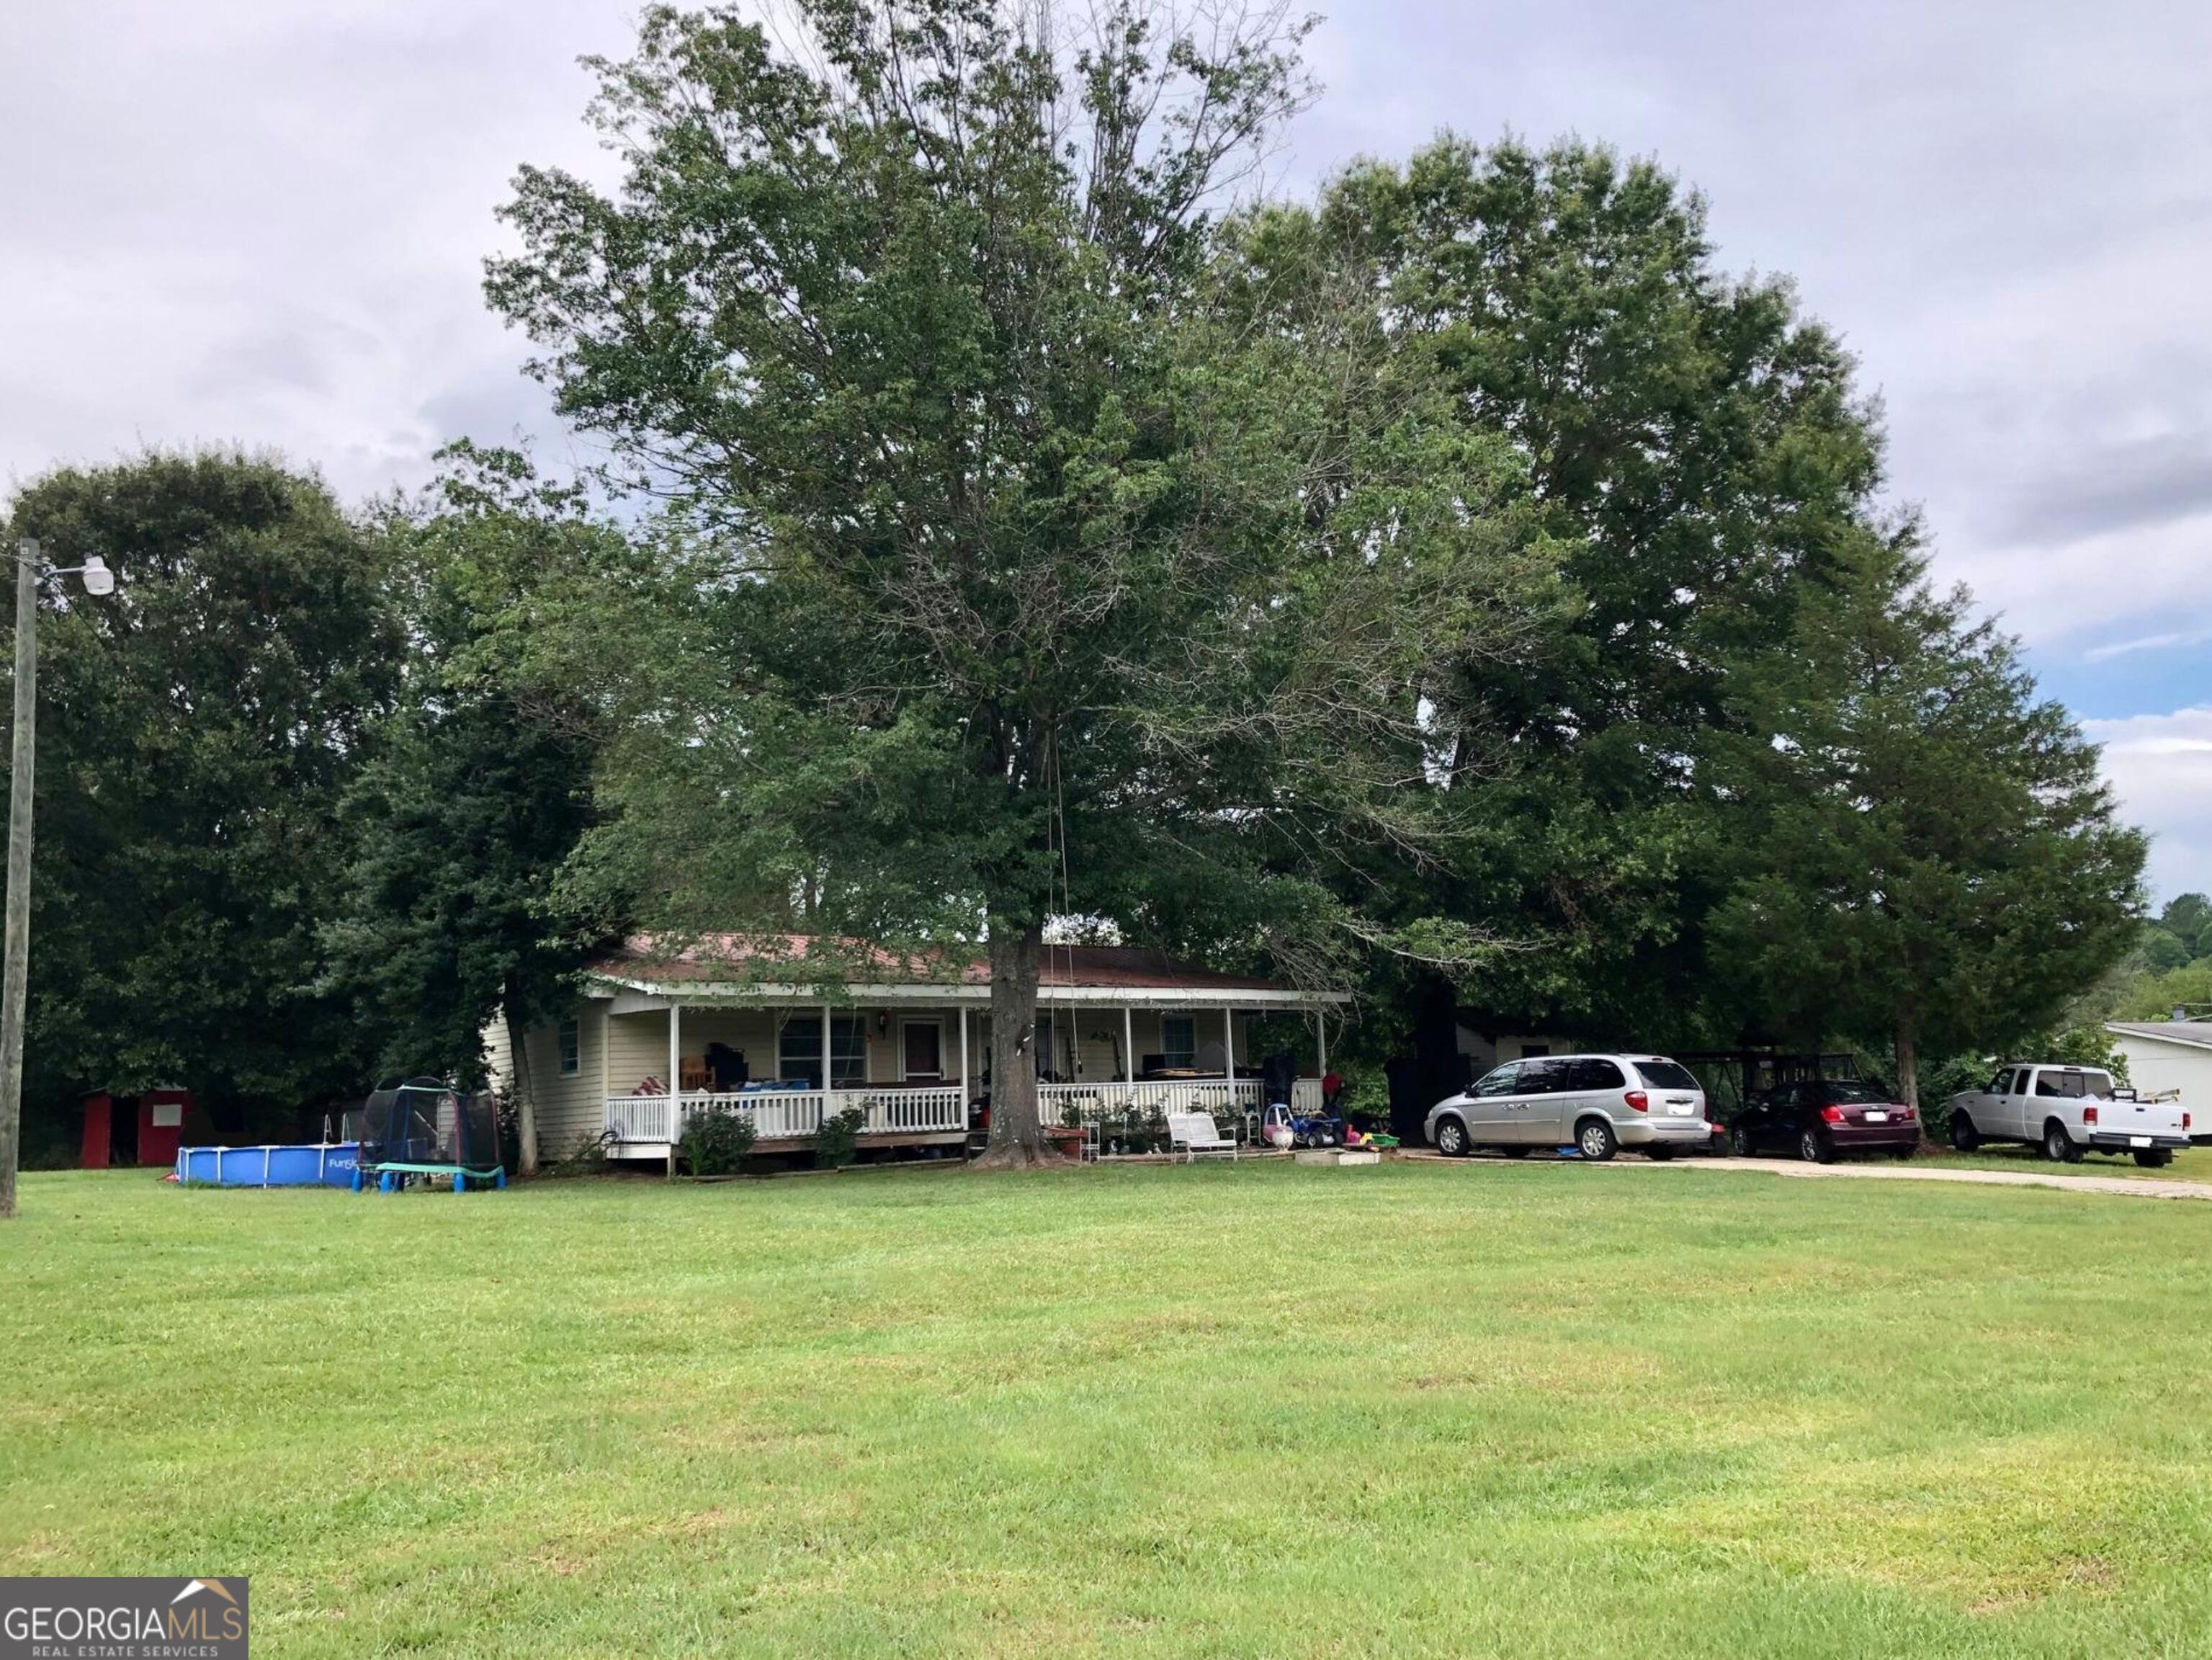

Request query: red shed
[{"left": 81, "top": 1088, "right": 192, "bottom": 1170}]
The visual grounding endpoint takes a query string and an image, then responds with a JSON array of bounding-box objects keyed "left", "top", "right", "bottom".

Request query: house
[
  {"left": 491, "top": 934, "right": 1351, "bottom": 1162},
  {"left": 2105, "top": 1019, "right": 2212, "bottom": 1143}
]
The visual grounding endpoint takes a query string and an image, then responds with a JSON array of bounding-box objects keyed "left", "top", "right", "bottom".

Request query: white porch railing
[
  {"left": 606, "top": 1077, "right": 1320, "bottom": 1146},
  {"left": 606, "top": 1085, "right": 966, "bottom": 1145},
  {"left": 1035, "top": 1078, "right": 1324, "bottom": 1127}
]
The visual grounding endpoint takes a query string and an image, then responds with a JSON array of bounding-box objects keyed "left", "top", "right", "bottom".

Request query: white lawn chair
[{"left": 1167, "top": 1110, "right": 1238, "bottom": 1162}]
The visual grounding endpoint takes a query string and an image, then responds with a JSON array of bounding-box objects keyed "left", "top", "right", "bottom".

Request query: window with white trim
[
  {"left": 1158, "top": 1012, "right": 1197, "bottom": 1071},
  {"left": 557, "top": 1017, "right": 581, "bottom": 1076},
  {"left": 778, "top": 1017, "right": 867, "bottom": 1087}
]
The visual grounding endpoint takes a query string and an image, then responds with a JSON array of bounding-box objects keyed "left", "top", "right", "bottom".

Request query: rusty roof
[{"left": 589, "top": 933, "right": 1294, "bottom": 994}]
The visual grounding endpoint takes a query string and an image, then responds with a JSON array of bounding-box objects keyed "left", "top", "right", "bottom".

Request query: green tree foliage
[
  {"left": 485, "top": 2, "right": 1560, "bottom": 1160},
  {"left": 2155, "top": 892, "right": 2211, "bottom": 960},
  {"left": 2139, "top": 928, "right": 2195, "bottom": 973},
  {"left": 321, "top": 447, "right": 612, "bottom": 1170},
  {"left": 1305, "top": 139, "right": 1889, "bottom": 1040},
  {"left": 2, "top": 453, "right": 401, "bottom": 1142},
  {"left": 1709, "top": 532, "right": 2146, "bottom": 1105}
]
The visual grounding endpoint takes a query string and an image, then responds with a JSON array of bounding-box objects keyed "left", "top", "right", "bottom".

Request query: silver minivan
[{"left": 1425, "top": 1054, "right": 1710, "bottom": 1161}]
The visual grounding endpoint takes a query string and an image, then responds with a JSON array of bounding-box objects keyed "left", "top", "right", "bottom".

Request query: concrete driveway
[{"left": 1402, "top": 1148, "right": 2212, "bottom": 1202}]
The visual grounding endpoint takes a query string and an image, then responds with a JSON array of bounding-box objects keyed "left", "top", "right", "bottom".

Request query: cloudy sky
[{"left": 3, "top": 0, "right": 2207, "bottom": 895}]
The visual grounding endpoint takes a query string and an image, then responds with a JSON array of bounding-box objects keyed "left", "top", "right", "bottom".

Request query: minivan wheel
[
  {"left": 1434, "top": 1117, "right": 1469, "bottom": 1159},
  {"left": 1797, "top": 1128, "right": 1832, "bottom": 1164},
  {"left": 1950, "top": 1112, "right": 1979, "bottom": 1152},
  {"left": 1575, "top": 1118, "right": 1618, "bottom": 1162},
  {"left": 2043, "top": 1121, "right": 2082, "bottom": 1164}
]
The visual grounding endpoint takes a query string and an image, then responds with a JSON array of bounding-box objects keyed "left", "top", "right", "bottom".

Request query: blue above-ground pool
[{"left": 175, "top": 1143, "right": 359, "bottom": 1188}]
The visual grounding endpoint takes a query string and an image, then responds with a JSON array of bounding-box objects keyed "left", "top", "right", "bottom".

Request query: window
[
  {"left": 777, "top": 1017, "right": 867, "bottom": 1088},
  {"left": 1570, "top": 1058, "right": 1626, "bottom": 1091},
  {"left": 557, "top": 1017, "right": 580, "bottom": 1077},
  {"left": 1517, "top": 1058, "right": 1569, "bottom": 1094},
  {"left": 1159, "top": 1013, "right": 1197, "bottom": 1071},
  {"left": 2036, "top": 1069, "right": 2115, "bottom": 1100},
  {"left": 1822, "top": 1081, "right": 1888, "bottom": 1105},
  {"left": 1474, "top": 1063, "right": 1521, "bottom": 1097},
  {"left": 1633, "top": 1059, "right": 1701, "bottom": 1092},
  {"left": 1521, "top": 1044, "right": 1551, "bottom": 1058}
]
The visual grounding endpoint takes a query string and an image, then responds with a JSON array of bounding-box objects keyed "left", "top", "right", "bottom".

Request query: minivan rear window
[{"left": 1634, "top": 1059, "right": 1701, "bottom": 1092}]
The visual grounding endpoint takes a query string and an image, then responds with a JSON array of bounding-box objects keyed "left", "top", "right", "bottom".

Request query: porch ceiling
[{"left": 596, "top": 980, "right": 1346, "bottom": 1015}]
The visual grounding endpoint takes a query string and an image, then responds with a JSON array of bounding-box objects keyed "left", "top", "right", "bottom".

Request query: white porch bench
[{"left": 1167, "top": 1110, "right": 1238, "bottom": 1162}]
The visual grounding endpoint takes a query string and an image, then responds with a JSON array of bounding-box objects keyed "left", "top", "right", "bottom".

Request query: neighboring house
[
  {"left": 491, "top": 934, "right": 1350, "bottom": 1162},
  {"left": 1454, "top": 1019, "right": 1581, "bottom": 1078},
  {"left": 2105, "top": 1020, "right": 2212, "bottom": 1143}
]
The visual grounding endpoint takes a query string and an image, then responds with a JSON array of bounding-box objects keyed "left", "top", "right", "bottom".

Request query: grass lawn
[{"left": 4, "top": 1163, "right": 2210, "bottom": 1658}]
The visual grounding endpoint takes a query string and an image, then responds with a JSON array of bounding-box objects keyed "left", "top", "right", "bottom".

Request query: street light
[{"left": 1, "top": 539, "right": 120, "bottom": 1219}]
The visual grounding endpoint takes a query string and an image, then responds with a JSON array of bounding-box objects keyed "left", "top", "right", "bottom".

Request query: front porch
[{"left": 593, "top": 985, "right": 1338, "bottom": 1159}]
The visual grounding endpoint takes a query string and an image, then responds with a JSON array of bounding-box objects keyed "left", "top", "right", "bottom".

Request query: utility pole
[
  {"left": 1, "top": 540, "right": 114, "bottom": 1220},
  {"left": 0, "top": 540, "right": 37, "bottom": 1219}
]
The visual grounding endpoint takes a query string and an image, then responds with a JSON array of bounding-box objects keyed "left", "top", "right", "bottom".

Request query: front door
[{"left": 903, "top": 1020, "right": 944, "bottom": 1082}]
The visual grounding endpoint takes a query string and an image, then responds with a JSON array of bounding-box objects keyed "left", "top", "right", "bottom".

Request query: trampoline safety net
[{"left": 357, "top": 1077, "right": 501, "bottom": 1171}]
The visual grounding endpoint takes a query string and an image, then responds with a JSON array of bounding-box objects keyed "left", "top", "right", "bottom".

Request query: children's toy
[
  {"left": 1263, "top": 1099, "right": 1345, "bottom": 1149},
  {"left": 352, "top": 1077, "right": 506, "bottom": 1194}
]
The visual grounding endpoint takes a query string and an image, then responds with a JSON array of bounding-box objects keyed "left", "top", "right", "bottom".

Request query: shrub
[
  {"left": 680, "top": 1106, "right": 758, "bottom": 1177},
  {"left": 815, "top": 1105, "right": 867, "bottom": 1169}
]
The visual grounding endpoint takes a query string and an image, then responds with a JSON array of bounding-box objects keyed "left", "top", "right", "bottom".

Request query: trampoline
[{"left": 354, "top": 1077, "right": 506, "bottom": 1194}]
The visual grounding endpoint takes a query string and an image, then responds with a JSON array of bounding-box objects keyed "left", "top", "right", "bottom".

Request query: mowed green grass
[{"left": 4, "top": 1164, "right": 2210, "bottom": 1659}]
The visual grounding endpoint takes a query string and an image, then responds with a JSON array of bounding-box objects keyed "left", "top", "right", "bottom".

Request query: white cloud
[
  {"left": 1954, "top": 509, "right": 2212, "bottom": 653},
  {"left": 2085, "top": 628, "right": 2212, "bottom": 664},
  {"left": 1, "top": 0, "right": 2208, "bottom": 708},
  {"left": 2083, "top": 708, "right": 2212, "bottom": 901}
]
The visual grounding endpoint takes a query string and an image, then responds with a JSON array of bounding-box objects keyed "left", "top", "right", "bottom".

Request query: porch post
[
  {"left": 667, "top": 1000, "right": 682, "bottom": 1174},
  {"left": 1122, "top": 1005, "right": 1134, "bottom": 1103},
  {"left": 1223, "top": 1007, "right": 1236, "bottom": 1109},
  {"left": 1317, "top": 1008, "right": 1328, "bottom": 1074},
  {"left": 820, "top": 1002, "right": 833, "bottom": 1105},
  {"left": 959, "top": 1005, "right": 970, "bottom": 1102}
]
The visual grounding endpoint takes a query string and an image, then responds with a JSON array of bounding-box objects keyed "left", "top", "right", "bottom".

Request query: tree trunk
[
  {"left": 1894, "top": 1016, "right": 1920, "bottom": 1133},
  {"left": 505, "top": 1007, "right": 541, "bottom": 1177},
  {"left": 974, "top": 919, "right": 1063, "bottom": 1168}
]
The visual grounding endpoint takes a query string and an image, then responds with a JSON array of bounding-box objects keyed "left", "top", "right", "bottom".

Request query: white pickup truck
[{"left": 1947, "top": 1063, "right": 2190, "bottom": 1167}]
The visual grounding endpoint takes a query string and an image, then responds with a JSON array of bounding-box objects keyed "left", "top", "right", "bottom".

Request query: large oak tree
[{"left": 485, "top": 2, "right": 1558, "bottom": 1161}]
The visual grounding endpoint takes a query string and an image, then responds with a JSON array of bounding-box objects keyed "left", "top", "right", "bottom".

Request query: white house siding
[
  {"left": 521, "top": 1002, "right": 609, "bottom": 1158},
  {"left": 2108, "top": 1031, "right": 2212, "bottom": 1114},
  {"left": 482, "top": 1017, "right": 515, "bottom": 1095}
]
